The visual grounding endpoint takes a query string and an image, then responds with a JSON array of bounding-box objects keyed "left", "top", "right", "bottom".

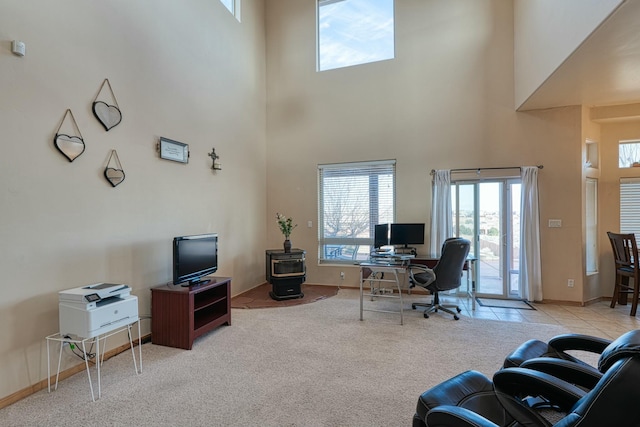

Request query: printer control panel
[{"left": 85, "top": 293, "right": 100, "bottom": 302}]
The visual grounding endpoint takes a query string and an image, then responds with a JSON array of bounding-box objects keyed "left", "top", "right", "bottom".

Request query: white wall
[
  {"left": 514, "top": 0, "right": 623, "bottom": 109},
  {"left": 0, "top": 0, "right": 266, "bottom": 400}
]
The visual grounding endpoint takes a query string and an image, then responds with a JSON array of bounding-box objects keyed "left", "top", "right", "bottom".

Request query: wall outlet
[
  {"left": 340, "top": 271, "right": 345, "bottom": 279},
  {"left": 568, "top": 279, "right": 575, "bottom": 288}
]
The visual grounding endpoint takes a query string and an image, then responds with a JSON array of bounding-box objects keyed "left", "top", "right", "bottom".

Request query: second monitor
[
  {"left": 374, "top": 223, "right": 425, "bottom": 249},
  {"left": 390, "top": 223, "right": 425, "bottom": 248}
]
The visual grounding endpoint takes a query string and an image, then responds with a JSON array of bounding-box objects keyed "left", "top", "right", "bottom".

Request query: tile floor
[{"left": 446, "top": 294, "right": 640, "bottom": 340}]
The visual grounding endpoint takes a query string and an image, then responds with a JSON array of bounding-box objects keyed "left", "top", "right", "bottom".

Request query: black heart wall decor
[
  {"left": 54, "top": 109, "right": 85, "bottom": 162},
  {"left": 93, "top": 78, "right": 122, "bottom": 131},
  {"left": 93, "top": 101, "right": 122, "bottom": 131}
]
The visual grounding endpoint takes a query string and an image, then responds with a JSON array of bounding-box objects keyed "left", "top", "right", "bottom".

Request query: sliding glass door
[{"left": 451, "top": 179, "right": 521, "bottom": 299}]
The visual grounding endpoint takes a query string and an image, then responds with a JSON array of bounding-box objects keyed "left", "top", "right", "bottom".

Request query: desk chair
[
  {"left": 409, "top": 238, "right": 470, "bottom": 320},
  {"left": 607, "top": 232, "right": 640, "bottom": 316}
]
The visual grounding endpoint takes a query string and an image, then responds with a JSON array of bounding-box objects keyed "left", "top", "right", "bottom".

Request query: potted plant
[{"left": 276, "top": 213, "right": 297, "bottom": 253}]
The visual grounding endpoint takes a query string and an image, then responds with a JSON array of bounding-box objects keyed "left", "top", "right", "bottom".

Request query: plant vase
[{"left": 283, "top": 239, "right": 292, "bottom": 253}]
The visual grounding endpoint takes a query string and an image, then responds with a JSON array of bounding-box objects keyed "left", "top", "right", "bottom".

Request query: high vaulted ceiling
[{"left": 518, "top": 0, "right": 640, "bottom": 111}]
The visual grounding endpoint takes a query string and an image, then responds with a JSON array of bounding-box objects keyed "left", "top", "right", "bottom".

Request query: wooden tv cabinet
[{"left": 151, "top": 276, "right": 231, "bottom": 350}]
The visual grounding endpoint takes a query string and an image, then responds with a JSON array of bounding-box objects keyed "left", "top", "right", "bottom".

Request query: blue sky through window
[
  {"left": 220, "top": 0, "right": 234, "bottom": 14},
  {"left": 318, "top": 0, "right": 395, "bottom": 71}
]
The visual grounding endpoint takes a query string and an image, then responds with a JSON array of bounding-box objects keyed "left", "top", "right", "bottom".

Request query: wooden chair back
[{"left": 607, "top": 232, "right": 639, "bottom": 272}]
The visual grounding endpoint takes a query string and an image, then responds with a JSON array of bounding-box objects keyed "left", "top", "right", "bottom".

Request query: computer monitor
[
  {"left": 374, "top": 224, "right": 389, "bottom": 248},
  {"left": 389, "top": 223, "right": 425, "bottom": 248}
]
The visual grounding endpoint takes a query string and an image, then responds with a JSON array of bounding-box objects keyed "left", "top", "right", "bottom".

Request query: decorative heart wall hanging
[
  {"left": 92, "top": 78, "right": 122, "bottom": 131},
  {"left": 54, "top": 109, "right": 85, "bottom": 162},
  {"left": 93, "top": 101, "right": 122, "bottom": 131},
  {"left": 104, "top": 150, "right": 125, "bottom": 187}
]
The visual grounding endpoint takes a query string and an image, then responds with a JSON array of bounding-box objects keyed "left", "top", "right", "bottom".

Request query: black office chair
[{"left": 409, "top": 238, "right": 470, "bottom": 320}]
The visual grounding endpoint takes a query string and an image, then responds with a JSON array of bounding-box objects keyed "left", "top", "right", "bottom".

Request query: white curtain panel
[
  {"left": 430, "top": 170, "right": 452, "bottom": 256},
  {"left": 520, "top": 166, "right": 542, "bottom": 301}
]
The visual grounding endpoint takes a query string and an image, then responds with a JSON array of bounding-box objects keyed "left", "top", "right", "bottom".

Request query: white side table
[{"left": 46, "top": 320, "right": 142, "bottom": 401}]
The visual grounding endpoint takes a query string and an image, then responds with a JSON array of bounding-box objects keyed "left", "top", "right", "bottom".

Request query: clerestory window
[
  {"left": 619, "top": 140, "right": 640, "bottom": 168},
  {"left": 219, "top": 0, "right": 241, "bottom": 21},
  {"left": 317, "top": 0, "right": 395, "bottom": 72}
]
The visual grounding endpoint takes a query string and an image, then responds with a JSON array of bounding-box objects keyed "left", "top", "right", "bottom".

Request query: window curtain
[
  {"left": 430, "top": 170, "right": 451, "bottom": 256},
  {"left": 520, "top": 166, "right": 542, "bottom": 301}
]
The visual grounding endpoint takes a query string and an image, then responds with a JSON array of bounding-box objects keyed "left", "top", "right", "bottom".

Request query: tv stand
[{"left": 151, "top": 276, "right": 231, "bottom": 350}]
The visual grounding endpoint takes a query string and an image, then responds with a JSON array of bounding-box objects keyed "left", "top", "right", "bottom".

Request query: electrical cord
[{"left": 63, "top": 335, "right": 96, "bottom": 362}]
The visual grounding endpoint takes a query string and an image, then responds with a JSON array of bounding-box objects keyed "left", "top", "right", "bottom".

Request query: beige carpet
[
  {"left": 0, "top": 288, "right": 574, "bottom": 426},
  {"left": 231, "top": 283, "right": 338, "bottom": 309}
]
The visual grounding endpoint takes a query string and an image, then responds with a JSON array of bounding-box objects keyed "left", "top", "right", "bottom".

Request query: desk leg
[
  {"left": 55, "top": 340, "right": 64, "bottom": 391},
  {"left": 359, "top": 268, "right": 364, "bottom": 321},
  {"left": 96, "top": 337, "right": 101, "bottom": 400},
  {"left": 81, "top": 340, "right": 96, "bottom": 402},
  {"left": 128, "top": 323, "right": 142, "bottom": 375},
  {"left": 138, "top": 321, "right": 143, "bottom": 373},
  {"left": 471, "top": 260, "right": 476, "bottom": 311},
  {"left": 393, "top": 270, "right": 403, "bottom": 325},
  {"left": 46, "top": 338, "right": 51, "bottom": 393}
]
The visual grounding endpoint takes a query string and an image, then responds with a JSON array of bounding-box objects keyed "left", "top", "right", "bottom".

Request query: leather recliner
[{"left": 413, "top": 329, "right": 640, "bottom": 427}]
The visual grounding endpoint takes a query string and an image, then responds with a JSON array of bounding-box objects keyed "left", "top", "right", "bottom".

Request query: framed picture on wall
[{"left": 159, "top": 137, "right": 189, "bottom": 163}]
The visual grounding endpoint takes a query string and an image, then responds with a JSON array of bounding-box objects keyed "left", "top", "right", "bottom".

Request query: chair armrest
[
  {"left": 426, "top": 406, "right": 500, "bottom": 427},
  {"left": 520, "top": 357, "right": 602, "bottom": 390},
  {"left": 494, "top": 367, "right": 586, "bottom": 412},
  {"left": 549, "top": 334, "right": 612, "bottom": 354},
  {"left": 408, "top": 264, "right": 430, "bottom": 273},
  {"left": 407, "top": 265, "right": 436, "bottom": 288}
]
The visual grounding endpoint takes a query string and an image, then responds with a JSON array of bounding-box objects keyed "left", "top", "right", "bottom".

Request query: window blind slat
[{"left": 620, "top": 179, "right": 640, "bottom": 246}]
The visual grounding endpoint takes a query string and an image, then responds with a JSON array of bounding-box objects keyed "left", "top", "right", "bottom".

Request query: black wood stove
[{"left": 265, "top": 249, "right": 306, "bottom": 300}]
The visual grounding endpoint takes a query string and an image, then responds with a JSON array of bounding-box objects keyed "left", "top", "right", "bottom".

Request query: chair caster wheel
[
  {"left": 412, "top": 304, "right": 416, "bottom": 309},
  {"left": 454, "top": 315, "right": 460, "bottom": 320},
  {"left": 434, "top": 308, "right": 438, "bottom": 312},
  {"left": 456, "top": 307, "right": 462, "bottom": 313},
  {"left": 424, "top": 313, "right": 429, "bottom": 318}
]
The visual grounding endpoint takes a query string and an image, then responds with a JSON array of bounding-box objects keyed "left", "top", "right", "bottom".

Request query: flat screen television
[
  {"left": 390, "top": 223, "right": 425, "bottom": 248},
  {"left": 374, "top": 223, "right": 390, "bottom": 248},
  {"left": 173, "top": 233, "right": 218, "bottom": 286}
]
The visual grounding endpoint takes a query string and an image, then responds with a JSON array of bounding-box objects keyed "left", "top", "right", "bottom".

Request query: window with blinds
[
  {"left": 586, "top": 178, "right": 598, "bottom": 274},
  {"left": 318, "top": 160, "right": 395, "bottom": 263},
  {"left": 621, "top": 178, "right": 640, "bottom": 245}
]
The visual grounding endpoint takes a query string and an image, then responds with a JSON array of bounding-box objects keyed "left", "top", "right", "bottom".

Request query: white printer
[{"left": 59, "top": 283, "right": 139, "bottom": 339}]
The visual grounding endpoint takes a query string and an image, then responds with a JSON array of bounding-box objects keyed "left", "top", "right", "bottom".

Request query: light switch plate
[{"left": 548, "top": 219, "right": 562, "bottom": 228}]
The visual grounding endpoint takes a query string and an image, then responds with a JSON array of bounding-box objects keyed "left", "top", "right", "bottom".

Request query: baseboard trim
[
  {"left": 538, "top": 296, "right": 609, "bottom": 307},
  {"left": 0, "top": 333, "right": 151, "bottom": 410}
]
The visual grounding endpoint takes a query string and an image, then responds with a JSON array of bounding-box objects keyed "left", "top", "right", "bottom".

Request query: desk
[
  {"left": 46, "top": 321, "right": 142, "bottom": 402},
  {"left": 411, "top": 257, "right": 478, "bottom": 310},
  {"left": 359, "top": 255, "right": 413, "bottom": 325}
]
